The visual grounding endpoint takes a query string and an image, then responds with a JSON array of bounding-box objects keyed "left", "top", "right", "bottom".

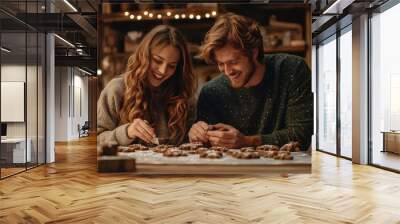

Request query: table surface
[
  {"left": 98, "top": 151, "right": 312, "bottom": 174},
  {"left": 118, "top": 151, "right": 311, "bottom": 165}
]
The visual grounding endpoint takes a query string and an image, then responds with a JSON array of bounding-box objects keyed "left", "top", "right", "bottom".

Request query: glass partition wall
[
  {"left": 316, "top": 25, "right": 353, "bottom": 159},
  {"left": 0, "top": 1, "right": 46, "bottom": 179},
  {"left": 370, "top": 2, "right": 400, "bottom": 171},
  {"left": 339, "top": 26, "right": 352, "bottom": 159},
  {"left": 317, "top": 35, "right": 337, "bottom": 155}
]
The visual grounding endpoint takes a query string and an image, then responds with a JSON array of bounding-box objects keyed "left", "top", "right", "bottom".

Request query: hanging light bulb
[
  {"left": 181, "top": 14, "right": 186, "bottom": 19},
  {"left": 137, "top": 15, "right": 142, "bottom": 20},
  {"left": 205, "top": 13, "right": 210, "bottom": 18},
  {"left": 189, "top": 14, "right": 194, "bottom": 19},
  {"left": 212, "top": 11, "right": 217, "bottom": 16},
  {"left": 143, "top": 11, "right": 148, "bottom": 15},
  {"left": 174, "top": 14, "right": 180, "bottom": 19},
  {"left": 196, "top": 15, "right": 201, "bottom": 20},
  {"left": 157, "top": 14, "right": 162, "bottom": 19},
  {"left": 124, "top": 11, "right": 129, "bottom": 16},
  {"left": 129, "top": 14, "right": 134, "bottom": 19},
  {"left": 149, "top": 13, "right": 153, "bottom": 18},
  {"left": 167, "top": 11, "right": 172, "bottom": 16}
]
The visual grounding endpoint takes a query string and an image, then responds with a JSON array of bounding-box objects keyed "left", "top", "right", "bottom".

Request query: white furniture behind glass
[{"left": 1, "top": 138, "right": 32, "bottom": 164}]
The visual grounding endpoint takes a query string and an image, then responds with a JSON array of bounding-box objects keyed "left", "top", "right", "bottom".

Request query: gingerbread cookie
[
  {"left": 152, "top": 144, "right": 174, "bottom": 153},
  {"left": 196, "top": 147, "right": 208, "bottom": 154},
  {"left": 128, "top": 144, "right": 149, "bottom": 151},
  {"left": 228, "top": 149, "right": 260, "bottom": 159},
  {"left": 240, "top": 151, "right": 260, "bottom": 159},
  {"left": 280, "top": 141, "right": 301, "bottom": 152},
  {"left": 163, "top": 147, "right": 188, "bottom": 157},
  {"left": 117, "top": 144, "right": 143, "bottom": 152},
  {"left": 240, "top": 147, "right": 256, "bottom": 152},
  {"left": 199, "top": 150, "right": 223, "bottom": 159},
  {"left": 179, "top": 142, "right": 203, "bottom": 151},
  {"left": 117, "top": 146, "right": 132, "bottom": 153},
  {"left": 273, "top": 153, "right": 293, "bottom": 160},
  {"left": 226, "top": 149, "right": 240, "bottom": 156},
  {"left": 256, "top": 144, "right": 279, "bottom": 151},
  {"left": 259, "top": 150, "right": 279, "bottom": 158},
  {"left": 209, "top": 146, "right": 228, "bottom": 152}
]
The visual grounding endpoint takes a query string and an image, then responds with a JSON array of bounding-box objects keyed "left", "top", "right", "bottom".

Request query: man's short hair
[{"left": 200, "top": 13, "right": 264, "bottom": 64}]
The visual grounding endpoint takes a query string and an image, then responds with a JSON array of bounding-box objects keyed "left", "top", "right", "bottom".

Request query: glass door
[
  {"left": 317, "top": 35, "right": 337, "bottom": 154},
  {"left": 339, "top": 26, "right": 352, "bottom": 159}
]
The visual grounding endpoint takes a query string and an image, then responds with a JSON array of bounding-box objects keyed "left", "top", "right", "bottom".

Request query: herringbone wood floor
[{"left": 1, "top": 136, "right": 400, "bottom": 224}]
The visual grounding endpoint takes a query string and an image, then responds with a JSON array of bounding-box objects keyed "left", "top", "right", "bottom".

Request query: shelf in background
[{"left": 264, "top": 45, "right": 305, "bottom": 54}]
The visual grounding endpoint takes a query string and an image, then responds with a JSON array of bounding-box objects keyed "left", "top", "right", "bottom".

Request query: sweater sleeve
[
  {"left": 260, "top": 59, "right": 314, "bottom": 150},
  {"left": 196, "top": 86, "right": 219, "bottom": 125},
  {"left": 97, "top": 79, "right": 135, "bottom": 146}
]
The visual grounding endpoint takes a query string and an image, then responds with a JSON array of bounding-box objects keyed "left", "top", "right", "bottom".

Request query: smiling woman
[
  {"left": 97, "top": 25, "right": 197, "bottom": 147},
  {"left": 148, "top": 45, "right": 180, "bottom": 87}
]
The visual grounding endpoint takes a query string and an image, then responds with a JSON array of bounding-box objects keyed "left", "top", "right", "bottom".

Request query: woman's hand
[{"left": 127, "top": 119, "right": 156, "bottom": 143}]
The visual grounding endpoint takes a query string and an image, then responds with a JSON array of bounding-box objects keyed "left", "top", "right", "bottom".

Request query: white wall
[
  {"left": 55, "top": 67, "right": 89, "bottom": 141},
  {"left": 55, "top": 67, "right": 69, "bottom": 141},
  {"left": 1, "top": 65, "right": 36, "bottom": 138},
  {"left": 1, "top": 64, "right": 46, "bottom": 164}
]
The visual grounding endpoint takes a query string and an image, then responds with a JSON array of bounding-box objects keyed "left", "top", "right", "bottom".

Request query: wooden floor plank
[{"left": 0, "top": 135, "right": 399, "bottom": 223}]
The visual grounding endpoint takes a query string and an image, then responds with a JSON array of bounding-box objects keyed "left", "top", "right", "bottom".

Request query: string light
[{"left": 123, "top": 10, "right": 217, "bottom": 21}]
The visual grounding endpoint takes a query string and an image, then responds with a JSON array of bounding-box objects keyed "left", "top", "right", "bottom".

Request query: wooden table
[{"left": 98, "top": 151, "right": 311, "bottom": 174}]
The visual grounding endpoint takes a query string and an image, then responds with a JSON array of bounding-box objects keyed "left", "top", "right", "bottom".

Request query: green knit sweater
[{"left": 197, "top": 54, "right": 313, "bottom": 150}]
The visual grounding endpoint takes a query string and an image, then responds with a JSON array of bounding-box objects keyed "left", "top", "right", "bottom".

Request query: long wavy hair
[{"left": 120, "top": 25, "right": 196, "bottom": 144}]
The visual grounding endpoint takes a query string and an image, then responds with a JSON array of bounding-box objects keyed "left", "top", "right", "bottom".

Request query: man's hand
[
  {"left": 127, "top": 118, "right": 156, "bottom": 143},
  {"left": 188, "top": 121, "right": 210, "bottom": 143},
  {"left": 206, "top": 123, "right": 247, "bottom": 148}
]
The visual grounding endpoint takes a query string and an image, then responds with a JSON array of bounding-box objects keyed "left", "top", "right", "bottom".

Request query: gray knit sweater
[
  {"left": 97, "top": 77, "right": 138, "bottom": 146},
  {"left": 97, "top": 76, "right": 196, "bottom": 146}
]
